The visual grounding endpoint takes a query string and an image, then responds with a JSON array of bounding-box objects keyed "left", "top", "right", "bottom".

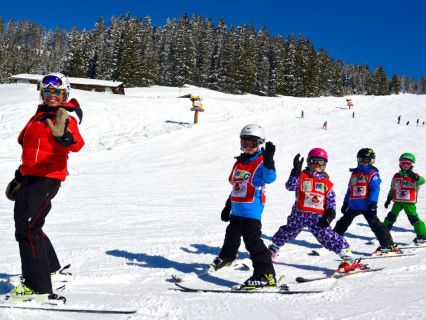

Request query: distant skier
[
  {"left": 211, "top": 124, "right": 277, "bottom": 289},
  {"left": 301, "top": 110, "right": 304, "bottom": 119},
  {"left": 268, "top": 148, "right": 366, "bottom": 273},
  {"left": 334, "top": 148, "right": 400, "bottom": 255},
  {"left": 397, "top": 115, "right": 401, "bottom": 124},
  {"left": 5, "top": 73, "right": 84, "bottom": 300},
  {"left": 423, "top": 121, "right": 425, "bottom": 127},
  {"left": 383, "top": 153, "right": 426, "bottom": 245},
  {"left": 322, "top": 121, "right": 328, "bottom": 130},
  {"left": 352, "top": 112, "right": 355, "bottom": 118},
  {"left": 406, "top": 121, "right": 410, "bottom": 126},
  {"left": 417, "top": 119, "right": 420, "bottom": 127}
]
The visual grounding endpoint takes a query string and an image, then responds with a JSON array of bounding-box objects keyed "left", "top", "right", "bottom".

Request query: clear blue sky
[{"left": 1, "top": 0, "right": 425, "bottom": 79}]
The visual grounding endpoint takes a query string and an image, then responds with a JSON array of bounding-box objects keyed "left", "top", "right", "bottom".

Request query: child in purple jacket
[{"left": 269, "top": 148, "right": 365, "bottom": 273}]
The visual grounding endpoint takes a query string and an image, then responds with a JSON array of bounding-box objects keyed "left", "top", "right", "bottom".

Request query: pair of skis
[
  {"left": 295, "top": 267, "right": 385, "bottom": 283},
  {"left": 173, "top": 282, "right": 323, "bottom": 294},
  {"left": 1, "top": 264, "right": 137, "bottom": 315},
  {"left": 171, "top": 261, "right": 324, "bottom": 294},
  {"left": 0, "top": 303, "right": 137, "bottom": 315},
  {"left": 310, "top": 245, "right": 422, "bottom": 260},
  {"left": 170, "top": 261, "right": 251, "bottom": 283}
]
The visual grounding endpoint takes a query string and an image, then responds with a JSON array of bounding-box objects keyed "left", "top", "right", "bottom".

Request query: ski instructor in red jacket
[{"left": 5, "top": 73, "right": 84, "bottom": 298}]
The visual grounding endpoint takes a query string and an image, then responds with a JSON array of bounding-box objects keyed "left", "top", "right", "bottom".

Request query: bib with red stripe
[
  {"left": 229, "top": 156, "right": 265, "bottom": 204},
  {"left": 348, "top": 170, "right": 376, "bottom": 200},
  {"left": 296, "top": 171, "right": 333, "bottom": 214},
  {"left": 391, "top": 172, "right": 417, "bottom": 203}
]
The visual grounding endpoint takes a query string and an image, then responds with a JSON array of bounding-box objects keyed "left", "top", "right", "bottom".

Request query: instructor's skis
[{"left": 0, "top": 302, "right": 137, "bottom": 315}]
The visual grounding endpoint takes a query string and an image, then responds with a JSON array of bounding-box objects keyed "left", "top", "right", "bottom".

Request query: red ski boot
[{"left": 336, "top": 259, "right": 368, "bottom": 274}]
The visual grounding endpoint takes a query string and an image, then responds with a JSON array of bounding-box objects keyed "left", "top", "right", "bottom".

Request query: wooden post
[{"left": 193, "top": 110, "right": 199, "bottom": 124}]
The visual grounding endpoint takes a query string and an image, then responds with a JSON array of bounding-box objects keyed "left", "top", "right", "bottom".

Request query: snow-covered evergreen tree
[
  {"left": 283, "top": 33, "right": 298, "bottom": 96},
  {"left": 139, "top": 16, "right": 159, "bottom": 86},
  {"left": 171, "top": 14, "right": 197, "bottom": 86},
  {"left": 417, "top": 77, "right": 426, "bottom": 94},
  {"left": 62, "top": 27, "right": 90, "bottom": 77},
  {"left": 255, "top": 28, "right": 271, "bottom": 96},
  {"left": 157, "top": 18, "right": 175, "bottom": 85},
  {"left": 272, "top": 35, "right": 286, "bottom": 96},
  {"left": 209, "top": 18, "right": 227, "bottom": 91},
  {"left": 218, "top": 26, "right": 240, "bottom": 93},
  {"left": 118, "top": 17, "right": 147, "bottom": 86},
  {"left": 367, "top": 66, "right": 389, "bottom": 95},
  {"left": 389, "top": 74, "right": 401, "bottom": 94}
]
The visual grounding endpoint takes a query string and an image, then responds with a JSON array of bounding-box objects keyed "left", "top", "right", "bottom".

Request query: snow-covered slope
[{"left": 0, "top": 83, "right": 425, "bottom": 319}]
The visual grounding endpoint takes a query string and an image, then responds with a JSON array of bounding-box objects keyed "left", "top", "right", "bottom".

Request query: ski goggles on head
[
  {"left": 240, "top": 137, "right": 259, "bottom": 149},
  {"left": 41, "top": 75, "right": 63, "bottom": 89},
  {"left": 42, "top": 88, "right": 64, "bottom": 97},
  {"left": 399, "top": 159, "right": 413, "bottom": 167},
  {"left": 308, "top": 158, "right": 327, "bottom": 166}
]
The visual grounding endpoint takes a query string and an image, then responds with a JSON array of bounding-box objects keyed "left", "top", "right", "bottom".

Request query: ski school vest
[
  {"left": 391, "top": 173, "right": 417, "bottom": 203},
  {"left": 229, "top": 156, "right": 265, "bottom": 204},
  {"left": 296, "top": 171, "right": 333, "bottom": 214},
  {"left": 348, "top": 170, "right": 377, "bottom": 200}
]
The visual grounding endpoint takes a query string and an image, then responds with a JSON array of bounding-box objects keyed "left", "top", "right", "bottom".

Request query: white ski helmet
[
  {"left": 40, "top": 73, "right": 71, "bottom": 101},
  {"left": 240, "top": 124, "right": 266, "bottom": 146}
]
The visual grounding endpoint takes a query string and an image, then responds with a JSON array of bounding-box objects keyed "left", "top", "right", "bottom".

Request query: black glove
[
  {"left": 55, "top": 128, "right": 75, "bottom": 146},
  {"left": 262, "top": 142, "right": 275, "bottom": 169},
  {"left": 384, "top": 197, "right": 392, "bottom": 209},
  {"left": 341, "top": 202, "right": 348, "bottom": 214},
  {"left": 5, "top": 170, "right": 23, "bottom": 201},
  {"left": 407, "top": 168, "right": 420, "bottom": 181},
  {"left": 318, "top": 208, "right": 336, "bottom": 228},
  {"left": 291, "top": 154, "right": 304, "bottom": 177},
  {"left": 221, "top": 199, "right": 232, "bottom": 222}
]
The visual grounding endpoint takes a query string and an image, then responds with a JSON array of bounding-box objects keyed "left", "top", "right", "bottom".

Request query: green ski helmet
[{"left": 399, "top": 152, "right": 416, "bottom": 163}]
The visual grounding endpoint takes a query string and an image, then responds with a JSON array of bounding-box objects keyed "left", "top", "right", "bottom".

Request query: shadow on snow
[
  {"left": 0, "top": 273, "right": 20, "bottom": 294},
  {"left": 356, "top": 222, "right": 414, "bottom": 233},
  {"left": 106, "top": 244, "right": 251, "bottom": 287}
]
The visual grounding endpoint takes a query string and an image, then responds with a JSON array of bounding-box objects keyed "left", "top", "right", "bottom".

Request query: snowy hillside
[{"left": 1, "top": 83, "right": 426, "bottom": 319}]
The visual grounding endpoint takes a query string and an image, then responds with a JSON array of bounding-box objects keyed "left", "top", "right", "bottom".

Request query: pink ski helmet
[{"left": 307, "top": 148, "right": 328, "bottom": 162}]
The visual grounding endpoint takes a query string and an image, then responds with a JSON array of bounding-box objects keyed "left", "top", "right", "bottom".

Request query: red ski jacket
[{"left": 18, "top": 100, "right": 84, "bottom": 181}]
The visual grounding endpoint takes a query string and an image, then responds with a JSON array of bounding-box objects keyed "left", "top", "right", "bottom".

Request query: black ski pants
[
  {"left": 219, "top": 215, "right": 274, "bottom": 276},
  {"left": 14, "top": 176, "right": 61, "bottom": 294},
  {"left": 334, "top": 209, "right": 394, "bottom": 247}
]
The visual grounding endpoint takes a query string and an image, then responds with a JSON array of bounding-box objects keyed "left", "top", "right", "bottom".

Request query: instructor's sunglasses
[
  {"left": 308, "top": 158, "right": 327, "bottom": 166},
  {"left": 42, "top": 88, "right": 64, "bottom": 96},
  {"left": 41, "top": 75, "right": 63, "bottom": 88}
]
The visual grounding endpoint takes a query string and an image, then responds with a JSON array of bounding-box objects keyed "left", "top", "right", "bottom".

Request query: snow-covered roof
[{"left": 11, "top": 74, "right": 123, "bottom": 87}]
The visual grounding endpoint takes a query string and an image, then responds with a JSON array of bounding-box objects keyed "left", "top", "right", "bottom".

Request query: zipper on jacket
[{"left": 35, "top": 139, "right": 40, "bottom": 162}]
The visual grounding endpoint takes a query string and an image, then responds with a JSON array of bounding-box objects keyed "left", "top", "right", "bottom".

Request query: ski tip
[
  {"left": 174, "top": 283, "right": 192, "bottom": 291},
  {"left": 295, "top": 277, "right": 308, "bottom": 283},
  {"left": 170, "top": 275, "right": 182, "bottom": 283},
  {"left": 308, "top": 250, "right": 320, "bottom": 256},
  {"left": 239, "top": 263, "right": 251, "bottom": 271}
]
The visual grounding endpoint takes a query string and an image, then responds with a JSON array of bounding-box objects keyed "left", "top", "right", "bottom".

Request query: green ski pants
[{"left": 384, "top": 202, "right": 426, "bottom": 237}]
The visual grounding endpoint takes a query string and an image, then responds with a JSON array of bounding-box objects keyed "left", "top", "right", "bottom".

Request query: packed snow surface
[{"left": 1, "top": 83, "right": 425, "bottom": 319}]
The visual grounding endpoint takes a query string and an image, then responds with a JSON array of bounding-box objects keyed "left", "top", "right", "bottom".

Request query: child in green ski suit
[{"left": 383, "top": 153, "right": 426, "bottom": 244}]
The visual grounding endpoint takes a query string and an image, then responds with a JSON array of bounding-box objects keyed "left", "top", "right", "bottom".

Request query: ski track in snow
[{"left": 0, "top": 83, "right": 425, "bottom": 319}]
